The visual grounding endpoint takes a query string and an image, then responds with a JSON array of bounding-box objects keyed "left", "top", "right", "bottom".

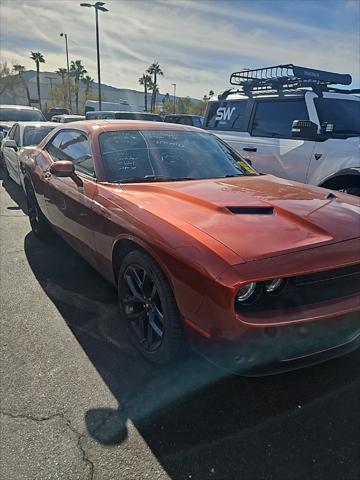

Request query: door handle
[
  {"left": 243, "top": 147, "right": 257, "bottom": 152},
  {"left": 43, "top": 171, "right": 51, "bottom": 179}
]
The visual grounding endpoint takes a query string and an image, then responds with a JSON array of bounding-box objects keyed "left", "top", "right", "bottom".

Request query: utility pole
[
  {"left": 80, "top": 2, "right": 109, "bottom": 111},
  {"left": 60, "top": 33, "right": 72, "bottom": 111},
  {"left": 172, "top": 83, "right": 176, "bottom": 114}
]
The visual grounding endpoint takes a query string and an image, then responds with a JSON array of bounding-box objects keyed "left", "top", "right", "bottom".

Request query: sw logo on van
[{"left": 216, "top": 106, "right": 235, "bottom": 121}]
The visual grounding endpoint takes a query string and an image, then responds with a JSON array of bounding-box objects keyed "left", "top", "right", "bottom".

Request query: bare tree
[{"left": 13, "top": 64, "right": 31, "bottom": 106}]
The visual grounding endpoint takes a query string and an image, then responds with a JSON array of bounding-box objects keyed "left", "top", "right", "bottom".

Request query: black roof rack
[{"left": 228, "top": 64, "right": 352, "bottom": 96}]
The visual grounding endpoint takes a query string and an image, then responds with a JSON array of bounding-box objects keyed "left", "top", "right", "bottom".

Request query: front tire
[
  {"left": 26, "top": 184, "right": 51, "bottom": 239},
  {"left": 118, "top": 250, "right": 184, "bottom": 364}
]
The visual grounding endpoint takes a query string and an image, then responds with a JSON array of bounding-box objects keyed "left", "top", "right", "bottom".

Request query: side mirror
[
  {"left": 291, "top": 120, "right": 318, "bottom": 139},
  {"left": 50, "top": 160, "right": 83, "bottom": 186},
  {"left": 4, "top": 139, "right": 18, "bottom": 150}
]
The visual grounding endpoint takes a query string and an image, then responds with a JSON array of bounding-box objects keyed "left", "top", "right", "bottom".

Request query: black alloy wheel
[{"left": 118, "top": 250, "right": 184, "bottom": 363}]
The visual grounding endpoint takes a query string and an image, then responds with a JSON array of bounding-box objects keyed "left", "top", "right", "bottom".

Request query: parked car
[
  {"left": 204, "top": 64, "right": 360, "bottom": 195},
  {"left": 85, "top": 99, "right": 134, "bottom": 113},
  {"left": 0, "top": 105, "right": 46, "bottom": 142},
  {"left": 164, "top": 114, "right": 203, "bottom": 127},
  {"left": 2, "top": 122, "right": 57, "bottom": 186},
  {"left": 21, "top": 120, "right": 360, "bottom": 374},
  {"left": 51, "top": 114, "right": 85, "bottom": 123},
  {"left": 45, "top": 107, "right": 70, "bottom": 121},
  {"left": 85, "top": 110, "right": 163, "bottom": 121}
]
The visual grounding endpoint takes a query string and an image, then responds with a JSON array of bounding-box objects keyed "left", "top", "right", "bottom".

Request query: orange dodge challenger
[{"left": 21, "top": 121, "right": 360, "bottom": 374}]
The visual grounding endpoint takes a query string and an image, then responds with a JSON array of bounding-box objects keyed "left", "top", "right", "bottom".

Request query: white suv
[{"left": 204, "top": 64, "right": 360, "bottom": 195}]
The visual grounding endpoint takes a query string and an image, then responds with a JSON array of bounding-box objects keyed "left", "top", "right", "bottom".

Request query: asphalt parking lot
[{"left": 0, "top": 169, "right": 359, "bottom": 480}]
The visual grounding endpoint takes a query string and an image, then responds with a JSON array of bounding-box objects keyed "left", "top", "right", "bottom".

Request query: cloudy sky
[{"left": 1, "top": 0, "right": 359, "bottom": 98}]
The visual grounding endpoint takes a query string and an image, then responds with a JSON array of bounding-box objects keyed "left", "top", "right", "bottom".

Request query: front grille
[
  {"left": 236, "top": 264, "right": 360, "bottom": 313},
  {"left": 296, "top": 264, "right": 360, "bottom": 286}
]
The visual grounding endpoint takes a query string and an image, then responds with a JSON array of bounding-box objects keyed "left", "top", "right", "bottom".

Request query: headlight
[
  {"left": 265, "top": 278, "right": 284, "bottom": 294},
  {"left": 237, "top": 282, "right": 257, "bottom": 303}
]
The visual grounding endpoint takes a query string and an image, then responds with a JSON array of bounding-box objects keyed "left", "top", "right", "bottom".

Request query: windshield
[
  {"left": 314, "top": 98, "right": 360, "bottom": 134},
  {"left": 0, "top": 108, "right": 45, "bottom": 122},
  {"left": 99, "top": 130, "right": 256, "bottom": 183},
  {"left": 23, "top": 126, "right": 55, "bottom": 146}
]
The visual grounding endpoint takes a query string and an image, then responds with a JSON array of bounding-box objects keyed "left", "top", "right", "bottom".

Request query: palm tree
[
  {"left": 70, "top": 60, "right": 87, "bottom": 113},
  {"left": 147, "top": 61, "right": 163, "bottom": 112},
  {"left": 150, "top": 82, "right": 159, "bottom": 113},
  {"left": 138, "top": 73, "right": 152, "bottom": 112},
  {"left": 82, "top": 75, "right": 94, "bottom": 99},
  {"left": 56, "top": 68, "right": 68, "bottom": 107},
  {"left": 30, "top": 51, "right": 45, "bottom": 109},
  {"left": 13, "top": 64, "right": 31, "bottom": 106}
]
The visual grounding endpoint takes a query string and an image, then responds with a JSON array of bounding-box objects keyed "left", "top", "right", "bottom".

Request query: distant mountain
[{"left": 1, "top": 70, "right": 200, "bottom": 111}]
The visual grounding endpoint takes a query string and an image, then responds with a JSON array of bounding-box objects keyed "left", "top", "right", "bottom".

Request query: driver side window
[{"left": 46, "top": 130, "right": 95, "bottom": 178}]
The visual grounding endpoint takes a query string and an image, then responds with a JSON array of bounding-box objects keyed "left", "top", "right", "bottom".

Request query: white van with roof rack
[{"left": 204, "top": 64, "right": 360, "bottom": 195}]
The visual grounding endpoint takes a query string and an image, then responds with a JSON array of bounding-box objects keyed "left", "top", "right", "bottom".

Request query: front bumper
[{"left": 191, "top": 312, "right": 360, "bottom": 376}]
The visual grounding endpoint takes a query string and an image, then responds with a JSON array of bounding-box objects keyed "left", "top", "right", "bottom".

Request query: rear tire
[
  {"left": 26, "top": 184, "right": 51, "bottom": 239},
  {"left": 118, "top": 250, "right": 185, "bottom": 364}
]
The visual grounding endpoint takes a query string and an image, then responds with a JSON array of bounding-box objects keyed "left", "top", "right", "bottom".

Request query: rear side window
[
  {"left": 314, "top": 98, "right": 360, "bottom": 134},
  {"left": 251, "top": 99, "right": 308, "bottom": 138},
  {"left": 204, "top": 100, "right": 248, "bottom": 130}
]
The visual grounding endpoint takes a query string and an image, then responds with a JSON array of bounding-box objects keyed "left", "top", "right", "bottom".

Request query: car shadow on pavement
[
  {"left": 23, "top": 230, "right": 360, "bottom": 480},
  {"left": 0, "top": 169, "right": 28, "bottom": 214}
]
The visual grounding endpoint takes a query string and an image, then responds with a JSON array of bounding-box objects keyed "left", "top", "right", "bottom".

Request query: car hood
[{"left": 113, "top": 175, "right": 360, "bottom": 262}]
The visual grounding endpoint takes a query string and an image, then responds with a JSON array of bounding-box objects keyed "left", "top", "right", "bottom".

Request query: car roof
[
  {"left": 89, "top": 110, "right": 160, "bottom": 115},
  {"left": 63, "top": 120, "right": 203, "bottom": 133},
  {"left": 52, "top": 114, "right": 84, "bottom": 118},
  {"left": 0, "top": 104, "right": 42, "bottom": 111},
  {"left": 16, "top": 122, "right": 58, "bottom": 127}
]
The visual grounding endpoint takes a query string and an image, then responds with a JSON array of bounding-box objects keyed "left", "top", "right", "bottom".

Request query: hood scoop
[{"left": 227, "top": 206, "right": 274, "bottom": 215}]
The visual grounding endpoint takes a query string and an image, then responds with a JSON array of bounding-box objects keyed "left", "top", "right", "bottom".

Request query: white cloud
[{"left": 1, "top": 0, "right": 359, "bottom": 98}]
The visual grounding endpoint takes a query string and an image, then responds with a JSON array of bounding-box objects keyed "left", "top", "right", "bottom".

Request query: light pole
[
  {"left": 80, "top": 2, "right": 108, "bottom": 111},
  {"left": 172, "top": 83, "right": 176, "bottom": 114},
  {"left": 60, "top": 32, "right": 72, "bottom": 111}
]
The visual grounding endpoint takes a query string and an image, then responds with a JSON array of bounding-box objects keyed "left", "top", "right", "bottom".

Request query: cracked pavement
[{"left": 0, "top": 171, "right": 359, "bottom": 480}]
